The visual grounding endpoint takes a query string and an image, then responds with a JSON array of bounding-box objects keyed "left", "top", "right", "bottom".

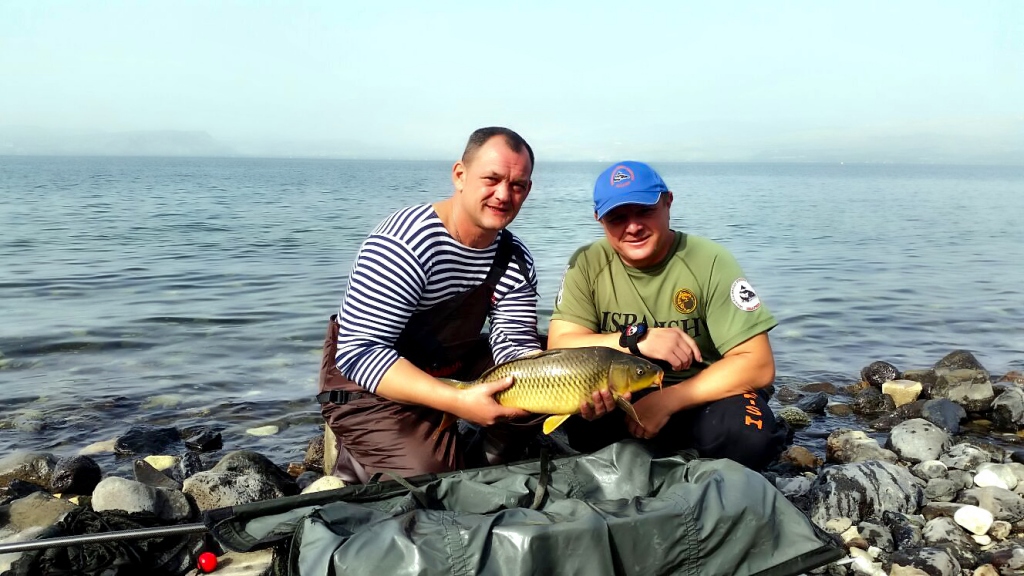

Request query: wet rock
[
  {"left": 988, "top": 520, "right": 1011, "bottom": 540},
  {"left": 883, "top": 511, "right": 925, "bottom": 550},
  {"left": 826, "top": 429, "right": 898, "bottom": 464},
  {"left": 775, "top": 386, "right": 803, "bottom": 404},
  {"left": 78, "top": 438, "right": 117, "bottom": 455},
  {"left": 49, "top": 455, "right": 102, "bottom": 496},
  {"left": 245, "top": 425, "right": 280, "bottom": 436},
  {"left": 0, "top": 479, "right": 47, "bottom": 506},
  {"left": 903, "top": 369, "right": 939, "bottom": 390},
  {"left": 884, "top": 380, "right": 924, "bottom": 407},
  {"left": 808, "top": 460, "right": 925, "bottom": 526},
  {"left": 12, "top": 410, "right": 46, "bottom": 433},
  {"left": 929, "top": 370, "right": 995, "bottom": 413},
  {"left": 912, "top": 460, "right": 949, "bottom": 481},
  {"left": 182, "top": 427, "right": 223, "bottom": 452},
  {"left": 934, "top": 350, "right": 987, "bottom": 374},
  {"left": 862, "top": 361, "right": 901, "bottom": 387},
  {"left": 304, "top": 435, "right": 324, "bottom": 473},
  {"left": 826, "top": 403, "right": 853, "bottom": 417},
  {"left": 941, "top": 444, "right": 992, "bottom": 471},
  {"left": 295, "top": 471, "right": 322, "bottom": 492},
  {"left": 923, "top": 517, "right": 979, "bottom": 556},
  {"left": 144, "top": 455, "right": 177, "bottom": 471},
  {"left": 991, "top": 388, "right": 1024, "bottom": 432},
  {"left": 890, "top": 547, "right": 962, "bottom": 576},
  {"left": 852, "top": 387, "right": 898, "bottom": 416},
  {"left": 868, "top": 400, "right": 926, "bottom": 432},
  {"left": 802, "top": 382, "right": 838, "bottom": 395},
  {"left": 978, "top": 541, "right": 1024, "bottom": 574},
  {"left": 210, "top": 451, "right": 298, "bottom": 496},
  {"left": 183, "top": 470, "right": 287, "bottom": 511},
  {"left": 922, "top": 502, "right": 967, "bottom": 521},
  {"left": 779, "top": 446, "right": 823, "bottom": 471},
  {"left": 778, "top": 406, "right": 811, "bottom": 427},
  {"left": 999, "top": 371, "right": 1024, "bottom": 385},
  {"left": 921, "top": 399, "right": 966, "bottom": 435},
  {"left": 795, "top": 392, "right": 829, "bottom": 414},
  {"left": 113, "top": 425, "right": 182, "bottom": 456},
  {"left": 5, "top": 492, "right": 77, "bottom": 534},
  {"left": 287, "top": 462, "right": 306, "bottom": 477},
  {"left": 171, "top": 451, "right": 204, "bottom": 484},
  {"left": 948, "top": 469, "right": 975, "bottom": 491},
  {"left": 92, "top": 476, "right": 194, "bottom": 522},
  {"left": 859, "top": 521, "right": 895, "bottom": 553},
  {"left": 1011, "top": 450, "right": 1024, "bottom": 466},
  {"left": 0, "top": 452, "right": 57, "bottom": 490},
  {"left": 134, "top": 458, "right": 182, "bottom": 490},
  {"left": 886, "top": 419, "right": 953, "bottom": 464},
  {"left": 925, "top": 478, "right": 959, "bottom": 503},
  {"left": 959, "top": 487, "right": 1024, "bottom": 523}
]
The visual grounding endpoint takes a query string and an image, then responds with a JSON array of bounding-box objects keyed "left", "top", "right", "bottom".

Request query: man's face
[
  {"left": 452, "top": 137, "right": 533, "bottom": 233},
  {"left": 597, "top": 193, "right": 674, "bottom": 269}
]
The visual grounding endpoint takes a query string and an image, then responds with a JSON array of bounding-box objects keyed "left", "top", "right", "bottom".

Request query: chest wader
[{"left": 318, "top": 233, "right": 522, "bottom": 483}]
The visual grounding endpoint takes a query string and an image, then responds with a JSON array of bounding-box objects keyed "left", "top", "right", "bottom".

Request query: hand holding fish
[
  {"left": 626, "top": 391, "right": 673, "bottom": 439},
  {"left": 637, "top": 328, "right": 703, "bottom": 371},
  {"left": 579, "top": 388, "right": 631, "bottom": 421},
  {"left": 452, "top": 376, "right": 530, "bottom": 426}
]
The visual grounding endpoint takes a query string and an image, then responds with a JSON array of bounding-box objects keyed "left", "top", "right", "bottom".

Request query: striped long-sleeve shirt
[{"left": 335, "top": 204, "right": 542, "bottom": 393}]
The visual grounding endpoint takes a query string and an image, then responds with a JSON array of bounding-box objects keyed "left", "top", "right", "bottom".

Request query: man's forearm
[
  {"left": 373, "top": 358, "right": 461, "bottom": 412},
  {"left": 660, "top": 350, "right": 774, "bottom": 411},
  {"left": 547, "top": 329, "right": 625, "bottom": 352}
]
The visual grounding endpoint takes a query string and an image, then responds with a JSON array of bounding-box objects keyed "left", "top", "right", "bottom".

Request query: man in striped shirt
[{"left": 317, "top": 127, "right": 543, "bottom": 482}]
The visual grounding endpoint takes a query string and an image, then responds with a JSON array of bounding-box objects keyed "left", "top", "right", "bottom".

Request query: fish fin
[
  {"left": 542, "top": 414, "right": 572, "bottom": 435},
  {"left": 616, "top": 396, "right": 643, "bottom": 427},
  {"left": 432, "top": 412, "right": 456, "bottom": 441}
]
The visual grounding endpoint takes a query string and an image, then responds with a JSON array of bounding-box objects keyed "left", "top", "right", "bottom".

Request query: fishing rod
[{"left": 0, "top": 522, "right": 208, "bottom": 554}]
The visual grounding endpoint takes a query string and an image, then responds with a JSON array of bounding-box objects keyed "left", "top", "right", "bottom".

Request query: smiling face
[
  {"left": 597, "top": 192, "right": 674, "bottom": 269},
  {"left": 451, "top": 136, "right": 533, "bottom": 244}
]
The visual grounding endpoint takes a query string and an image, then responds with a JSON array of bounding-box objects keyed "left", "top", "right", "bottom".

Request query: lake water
[{"left": 2, "top": 156, "right": 1023, "bottom": 473}]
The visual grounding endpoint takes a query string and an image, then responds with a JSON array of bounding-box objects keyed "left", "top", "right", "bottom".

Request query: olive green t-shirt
[{"left": 552, "top": 232, "right": 777, "bottom": 383}]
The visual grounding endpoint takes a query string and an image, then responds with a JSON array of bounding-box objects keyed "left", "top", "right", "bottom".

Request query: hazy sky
[{"left": 1, "top": 1, "right": 1022, "bottom": 160}]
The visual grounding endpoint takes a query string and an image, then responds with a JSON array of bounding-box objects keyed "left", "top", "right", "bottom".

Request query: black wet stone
[
  {"left": 921, "top": 399, "right": 966, "bottom": 435},
  {"left": 133, "top": 459, "right": 182, "bottom": 491},
  {"left": 868, "top": 400, "right": 926, "bottom": 432},
  {"left": 775, "top": 386, "right": 803, "bottom": 404},
  {"left": 861, "top": 361, "right": 900, "bottom": 387},
  {"left": 1010, "top": 450, "right": 1024, "bottom": 465},
  {"left": 935, "top": 349, "right": 987, "bottom": 373},
  {"left": 296, "top": 471, "right": 321, "bottom": 492},
  {"left": 50, "top": 455, "right": 102, "bottom": 496},
  {"left": 114, "top": 425, "right": 182, "bottom": 456},
  {"left": 182, "top": 427, "right": 223, "bottom": 452},
  {"left": 0, "top": 479, "right": 47, "bottom": 506},
  {"left": 171, "top": 451, "right": 204, "bottom": 483},
  {"left": 851, "top": 387, "right": 897, "bottom": 416},
  {"left": 795, "top": 392, "right": 829, "bottom": 414}
]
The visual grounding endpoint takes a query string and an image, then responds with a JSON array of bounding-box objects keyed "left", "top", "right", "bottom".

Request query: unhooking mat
[{"left": 204, "top": 440, "right": 843, "bottom": 576}]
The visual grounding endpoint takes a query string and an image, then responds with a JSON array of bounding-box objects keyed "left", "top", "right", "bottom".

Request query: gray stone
[
  {"left": 960, "top": 487, "right": 1024, "bottom": 523},
  {"left": 778, "top": 406, "right": 812, "bottom": 427},
  {"left": 826, "top": 429, "right": 898, "bottom": 464},
  {"left": 91, "top": 476, "right": 193, "bottom": 522},
  {"left": 775, "top": 386, "right": 803, "bottom": 404},
  {"left": 5, "top": 492, "right": 76, "bottom": 533},
  {"left": 941, "top": 443, "right": 992, "bottom": 471},
  {"left": 891, "top": 546, "right": 962, "bottom": 576},
  {"left": 925, "top": 478, "right": 959, "bottom": 502},
  {"left": 934, "top": 350, "right": 987, "bottom": 374},
  {"left": 183, "top": 470, "right": 287, "bottom": 511},
  {"left": 912, "top": 460, "right": 948, "bottom": 481},
  {"left": 858, "top": 521, "right": 894, "bottom": 552},
  {"left": 886, "top": 418, "right": 953, "bottom": 463},
  {"left": 921, "top": 399, "right": 967, "bottom": 435},
  {"left": 852, "top": 387, "right": 898, "bottom": 416},
  {"left": 0, "top": 452, "right": 57, "bottom": 490},
  {"left": 991, "top": 388, "right": 1024, "bottom": 432},
  {"left": 808, "top": 460, "right": 924, "bottom": 527},
  {"left": 795, "top": 392, "right": 829, "bottom": 414},
  {"left": 929, "top": 370, "right": 995, "bottom": 413}
]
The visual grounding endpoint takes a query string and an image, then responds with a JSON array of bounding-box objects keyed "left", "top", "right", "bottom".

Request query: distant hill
[{"left": 0, "top": 127, "right": 234, "bottom": 157}]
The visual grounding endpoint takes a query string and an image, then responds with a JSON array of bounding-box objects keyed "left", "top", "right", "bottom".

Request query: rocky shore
[{"left": 2, "top": 349, "right": 1024, "bottom": 576}]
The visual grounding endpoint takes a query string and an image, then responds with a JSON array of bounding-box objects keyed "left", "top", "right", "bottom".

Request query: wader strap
[
  {"left": 529, "top": 448, "right": 550, "bottom": 510},
  {"left": 315, "top": 390, "right": 372, "bottom": 405}
]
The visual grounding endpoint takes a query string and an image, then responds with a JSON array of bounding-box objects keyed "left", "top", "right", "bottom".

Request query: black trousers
[{"left": 562, "top": 388, "right": 787, "bottom": 471}]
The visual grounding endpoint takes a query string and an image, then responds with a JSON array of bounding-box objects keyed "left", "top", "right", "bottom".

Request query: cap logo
[{"left": 609, "top": 165, "right": 635, "bottom": 188}]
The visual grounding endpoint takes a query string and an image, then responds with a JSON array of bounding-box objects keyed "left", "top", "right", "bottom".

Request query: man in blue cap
[{"left": 547, "top": 161, "right": 786, "bottom": 470}]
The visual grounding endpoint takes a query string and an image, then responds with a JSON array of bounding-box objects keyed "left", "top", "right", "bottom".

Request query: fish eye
[{"left": 635, "top": 367, "right": 645, "bottom": 377}]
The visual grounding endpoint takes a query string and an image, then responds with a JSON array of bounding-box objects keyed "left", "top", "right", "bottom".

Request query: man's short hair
[{"left": 462, "top": 127, "right": 534, "bottom": 171}]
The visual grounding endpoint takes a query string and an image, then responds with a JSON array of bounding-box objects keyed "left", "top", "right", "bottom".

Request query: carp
[{"left": 439, "top": 346, "right": 664, "bottom": 435}]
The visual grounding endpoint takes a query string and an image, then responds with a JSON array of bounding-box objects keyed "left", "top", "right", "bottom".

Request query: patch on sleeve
[
  {"left": 555, "top": 264, "right": 569, "bottom": 307},
  {"left": 730, "top": 278, "right": 761, "bottom": 311}
]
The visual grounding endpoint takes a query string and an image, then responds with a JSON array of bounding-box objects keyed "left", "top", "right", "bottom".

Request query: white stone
[
  {"left": 954, "top": 504, "right": 995, "bottom": 535},
  {"left": 144, "top": 455, "right": 177, "bottom": 471},
  {"left": 972, "top": 534, "right": 992, "bottom": 546},
  {"left": 78, "top": 438, "right": 116, "bottom": 455},
  {"left": 825, "top": 517, "right": 853, "bottom": 534},
  {"left": 977, "top": 463, "right": 1018, "bottom": 490},
  {"left": 300, "top": 475, "right": 347, "bottom": 494},
  {"left": 974, "top": 468, "right": 1009, "bottom": 490},
  {"left": 882, "top": 379, "right": 923, "bottom": 407},
  {"left": 840, "top": 525, "right": 862, "bottom": 543},
  {"left": 245, "top": 425, "right": 280, "bottom": 437}
]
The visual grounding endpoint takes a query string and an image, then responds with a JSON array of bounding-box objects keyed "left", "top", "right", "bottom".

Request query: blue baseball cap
[{"left": 593, "top": 161, "right": 669, "bottom": 219}]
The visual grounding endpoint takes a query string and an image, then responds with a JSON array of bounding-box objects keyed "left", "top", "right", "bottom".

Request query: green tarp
[{"left": 205, "top": 440, "right": 842, "bottom": 576}]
